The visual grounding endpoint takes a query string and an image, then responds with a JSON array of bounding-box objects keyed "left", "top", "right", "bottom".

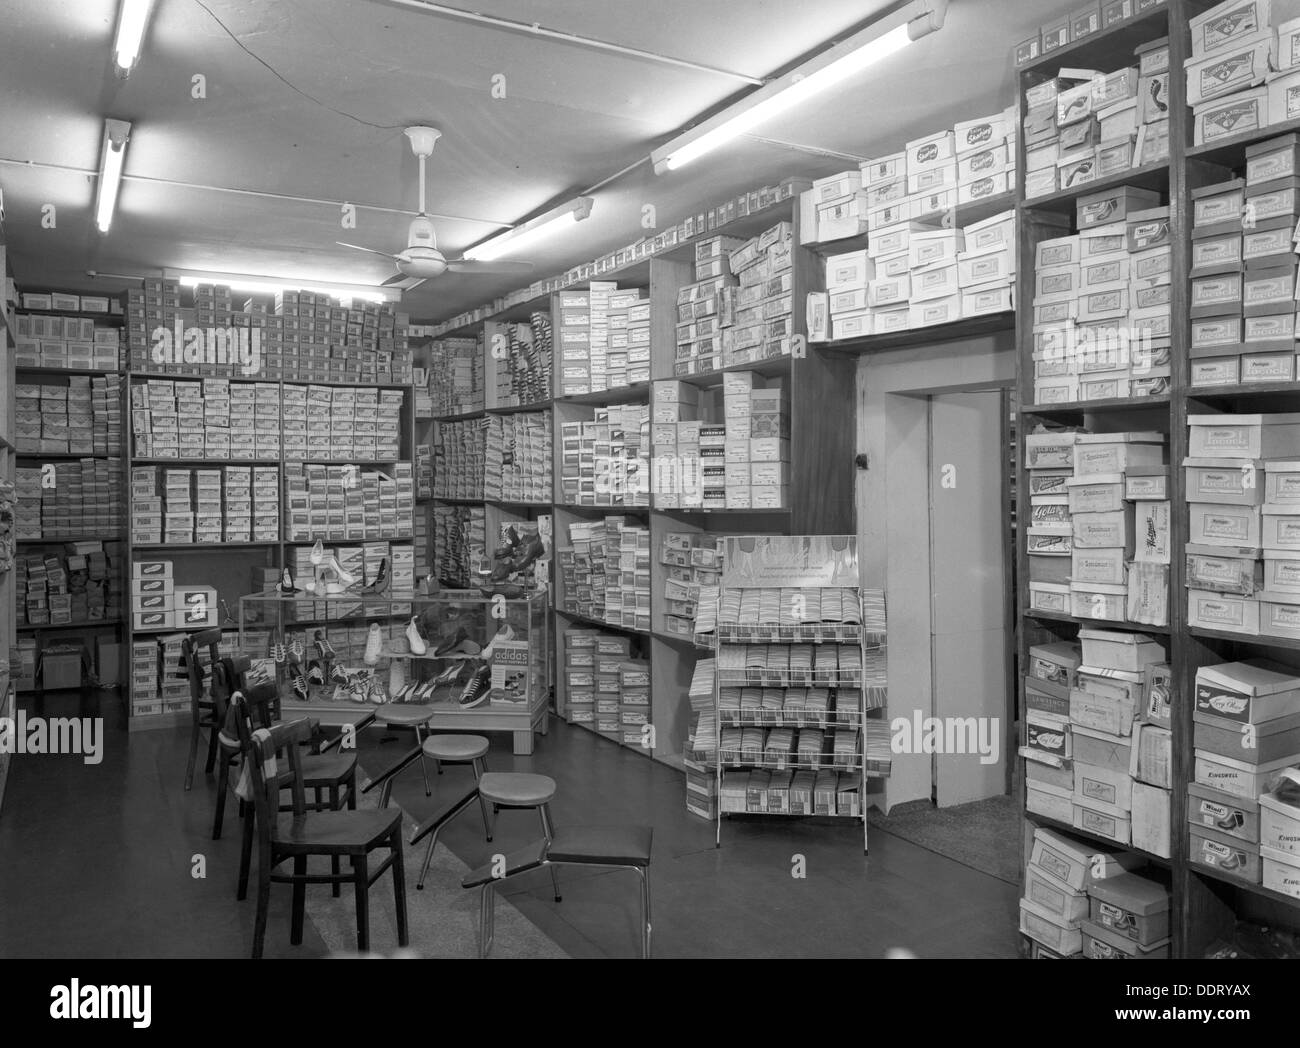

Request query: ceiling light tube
[
  {"left": 95, "top": 119, "right": 132, "bottom": 235},
  {"left": 462, "top": 196, "right": 595, "bottom": 262},
  {"left": 651, "top": 0, "right": 947, "bottom": 174},
  {"left": 113, "top": 0, "right": 156, "bottom": 74},
  {"left": 163, "top": 268, "right": 402, "bottom": 304}
]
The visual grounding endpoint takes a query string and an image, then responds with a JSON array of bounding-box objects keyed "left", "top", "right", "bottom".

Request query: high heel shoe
[
  {"left": 327, "top": 555, "right": 357, "bottom": 587},
  {"left": 363, "top": 557, "right": 390, "bottom": 594},
  {"left": 310, "top": 538, "right": 325, "bottom": 565},
  {"left": 276, "top": 567, "right": 300, "bottom": 596}
]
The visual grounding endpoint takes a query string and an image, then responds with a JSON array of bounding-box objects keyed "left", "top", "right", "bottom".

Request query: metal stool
[
  {"left": 477, "top": 772, "right": 561, "bottom": 901},
  {"left": 413, "top": 734, "right": 492, "bottom": 890},
  {"left": 375, "top": 705, "right": 437, "bottom": 799},
  {"left": 463, "top": 825, "right": 653, "bottom": 958}
]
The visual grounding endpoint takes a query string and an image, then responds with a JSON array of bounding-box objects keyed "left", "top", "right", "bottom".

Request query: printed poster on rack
[
  {"left": 721, "top": 535, "right": 859, "bottom": 589},
  {"left": 489, "top": 639, "right": 531, "bottom": 707}
]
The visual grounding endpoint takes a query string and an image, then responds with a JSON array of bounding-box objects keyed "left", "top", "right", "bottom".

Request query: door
[{"left": 928, "top": 391, "right": 1009, "bottom": 806}]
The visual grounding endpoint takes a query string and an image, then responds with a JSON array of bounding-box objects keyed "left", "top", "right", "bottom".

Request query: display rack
[
  {"left": 1014, "top": 0, "right": 1300, "bottom": 959},
  {"left": 0, "top": 229, "right": 17, "bottom": 814}
]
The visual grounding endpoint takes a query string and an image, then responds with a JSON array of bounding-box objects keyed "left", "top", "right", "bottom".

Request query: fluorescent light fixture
[
  {"left": 462, "top": 196, "right": 594, "bottom": 262},
  {"left": 651, "top": 0, "right": 947, "bottom": 173},
  {"left": 164, "top": 268, "right": 402, "bottom": 304},
  {"left": 113, "top": 0, "right": 156, "bottom": 73},
  {"left": 95, "top": 119, "right": 132, "bottom": 235}
]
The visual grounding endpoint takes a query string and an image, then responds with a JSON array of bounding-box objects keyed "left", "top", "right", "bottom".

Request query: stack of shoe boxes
[
  {"left": 284, "top": 385, "right": 401, "bottom": 462},
  {"left": 649, "top": 380, "right": 700, "bottom": 510},
  {"left": 14, "top": 459, "right": 125, "bottom": 539},
  {"left": 1185, "top": 413, "right": 1300, "bottom": 637},
  {"left": 130, "top": 466, "right": 280, "bottom": 544},
  {"left": 1019, "top": 825, "right": 1142, "bottom": 958},
  {"left": 557, "top": 291, "right": 592, "bottom": 397},
  {"left": 492, "top": 313, "right": 553, "bottom": 408},
  {"left": 1068, "top": 431, "right": 1170, "bottom": 626},
  {"left": 126, "top": 277, "right": 181, "bottom": 370},
  {"left": 1023, "top": 638, "right": 1080, "bottom": 820},
  {"left": 432, "top": 504, "right": 486, "bottom": 587},
  {"left": 13, "top": 378, "right": 121, "bottom": 455},
  {"left": 158, "top": 632, "right": 191, "bottom": 713},
  {"left": 12, "top": 313, "right": 121, "bottom": 370},
  {"left": 284, "top": 463, "right": 412, "bottom": 542},
  {"left": 562, "top": 628, "right": 649, "bottom": 745},
  {"left": 1191, "top": 136, "right": 1300, "bottom": 385},
  {"left": 269, "top": 290, "right": 412, "bottom": 383},
  {"left": 723, "top": 222, "right": 795, "bottom": 369},
  {"left": 129, "top": 558, "right": 218, "bottom": 633},
  {"left": 676, "top": 237, "right": 742, "bottom": 375},
  {"left": 130, "top": 638, "right": 161, "bottom": 717},
  {"left": 1186, "top": 0, "right": 1300, "bottom": 147},
  {"left": 131, "top": 379, "right": 280, "bottom": 461},
  {"left": 559, "top": 404, "right": 650, "bottom": 507},
  {"left": 718, "top": 372, "right": 789, "bottom": 511},
  {"left": 1023, "top": 34, "right": 1168, "bottom": 201},
  {"left": 558, "top": 516, "right": 650, "bottom": 629},
  {"left": 432, "top": 418, "right": 486, "bottom": 500},
  {"left": 1189, "top": 660, "right": 1300, "bottom": 892},
  {"left": 484, "top": 412, "right": 551, "bottom": 504},
  {"left": 659, "top": 533, "right": 724, "bottom": 637},
  {"left": 427, "top": 336, "right": 483, "bottom": 416},
  {"left": 1025, "top": 429, "right": 1077, "bottom": 618},
  {"left": 606, "top": 288, "right": 650, "bottom": 388},
  {"left": 415, "top": 442, "right": 432, "bottom": 500}
]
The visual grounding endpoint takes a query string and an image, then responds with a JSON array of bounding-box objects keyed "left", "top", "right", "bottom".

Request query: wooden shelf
[
  {"left": 820, "top": 312, "right": 1015, "bottom": 354},
  {"left": 486, "top": 498, "right": 552, "bottom": 509},
  {"left": 1184, "top": 381, "right": 1300, "bottom": 402},
  {"left": 432, "top": 409, "right": 486, "bottom": 423},
  {"left": 1190, "top": 863, "right": 1300, "bottom": 911},
  {"left": 131, "top": 541, "right": 279, "bottom": 551},
  {"left": 133, "top": 456, "right": 277, "bottom": 465},
  {"left": 555, "top": 607, "right": 651, "bottom": 638},
  {"left": 804, "top": 192, "right": 1016, "bottom": 257},
  {"left": 653, "top": 505, "right": 792, "bottom": 516},
  {"left": 555, "top": 382, "right": 651, "bottom": 406},
  {"left": 1020, "top": 160, "right": 1171, "bottom": 213},
  {"left": 486, "top": 400, "right": 553, "bottom": 415},
  {"left": 1022, "top": 394, "right": 1170, "bottom": 415},
  {"left": 14, "top": 450, "right": 118, "bottom": 460},
  {"left": 16, "top": 306, "right": 124, "bottom": 321},
  {"left": 673, "top": 355, "right": 792, "bottom": 387},
  {"left": 1189, "top": 627, "right": 1300, "bottom": 652},
  {"left": 1186, "top": 116, "right": 1300, "bottom": 168},
  {"left": 554, "top": 501, "right": 651, "bottom": 513},
  {"left": 17, "top": 535, "right": 124, "bottom": 545},
  {"left": 1027, "top": 609, "right": 1171, "bottom": 634},
  {"left": 432, "top": 495, "right": 486, "bottom": 505},
  {"left": 1025, "top": 811, "right": 1172, "bottom": 868},
  {"left": 17, "top": 618, "right": 123, "bottom": 632},
  {"left": 15, "top": 365, "right": 123, "bottom": 379}
]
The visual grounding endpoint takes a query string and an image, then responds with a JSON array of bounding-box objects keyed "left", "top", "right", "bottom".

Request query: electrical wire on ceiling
[{"left": 191, "top": 0, "right": 408, "bottom": 130}]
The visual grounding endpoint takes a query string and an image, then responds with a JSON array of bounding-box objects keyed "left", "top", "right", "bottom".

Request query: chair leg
[
  {"left": 204, "top": 723, "right": 219, "bottom": 774},
  {"left": 391, "top": 832, "right": 408, "bottom": 948},
  {"left": 479, "top": 883, "right": 494, "bottom": 959},
  {"left": 485, "top": 801, "right": 498, "bottom": 843},
  {"left": 538, "top": 803, "right": 561, "bottom": 902},
  {"left": 472, "top": 759, "right": 492, "bottom": 839},
  {"left": 330, "top": 785, "right": 341, "bottom": 898},
  {"left": 184, "top": 720, "right": 201, "bottom": 791},
  {"left": 237, "top": 805, "right": 254, "bottom": 901},
  {"left": 639, "top": 867, "right": 652, "bottom": 959},
  {"left": 290, "top": 856, "right": 307, "bottom": 945},
  {"left": 346, "top": 768, "right": 357, "bottom": 811},
  {"left": 417, "top": 824, "right": 440, "bottom": 891},
  {"left": 353, "top": 855, "right": 370, "bottom": 953},
  {"left": 252, "top": 861, "right": 271, "bottom": 959},
  {"left": 416, "top": 725, "right": 432, "bottom": 797},
  {"left": 212, "top": 755, "right": 231, "bottom": 841}
]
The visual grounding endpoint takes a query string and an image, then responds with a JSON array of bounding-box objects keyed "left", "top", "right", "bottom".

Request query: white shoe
[
  {"left": 481, "top": 624, "right": 516, "bottom": 661},
  {"left": 328, "top": 555, "right": 357, "bottom": 587},
  {"left": 406, "top": 616, "right": 427, "bottom": 656},
  {"left": 389, "top": 658, "right": 406, "bottom": 699},
  {"left": 364, "top": 623, "right": 383, "bottom": 665},
  {"left": 310, "top": 538, "right": 325, "bottom": 565}
]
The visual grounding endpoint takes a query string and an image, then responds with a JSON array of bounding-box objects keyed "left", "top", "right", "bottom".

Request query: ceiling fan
[{"left": 337, "top": 126, "right": 534, "bottom": 292}]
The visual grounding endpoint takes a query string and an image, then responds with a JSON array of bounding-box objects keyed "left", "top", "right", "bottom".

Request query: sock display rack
[
  {"left": 421, "top": 186, "right": 858, "bottom": 772},
  {"left": 8, "top": 286, "right": 128, "bottom": 698},
  {"left": 0, "top": 230, "right": 17, "bottom": 814},
  {"left": 1015, "top": 0, "right": 1300, "bottom": 959}
]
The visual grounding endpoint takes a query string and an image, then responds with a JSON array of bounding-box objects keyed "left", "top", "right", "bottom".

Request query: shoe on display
[
  {"left": 364, "top": 623, "right": 383, "bottom": 665},
  {"left": 480, "top": 624, "right": 516, "bottom": 661},
  {"left": 388, "top": 658, "right": 406, "bottom": 699},
  {"left": 290, "top": 637, "right": 305, "bottom": 664},
  {"left": 307, "top": 661, "right": 325, "bottom": 685},
  {"left": 330, "top": 663, "right": 350, "bottom": 685},
  {"left": 434, "top": 627, "right": 481, "bottom": 657},
  {"left": 509, "top": 533, "right": 545, "bottom": 575},
  {"left": 332, "top": 684, "right": 348, "bottom": 703},
  {"left": 457, "top": 663, "right": 492, "bottom": 709},
  {"left": 310, "top": 539, "right": 325, "bottom": 565},
  {"left": 315, "top": 629, "right": 337, "bottom": 660},
  {"left": 493, "top": 526, "right": 522, "bottom": 559},
  {"left": 406, "top": 616, "right": 428, "bottom": 656},
  {"left": 292, "top": 674, "right": 309, "bottom": 702},
  {"left": 271, "top": 639, "right": 286, "bottom": 664},
  {"left": 478, "top": 582, "right": 524, "bottom": 599},
  {"left": 363, "top": 557, "right": 391, "bottom": 595},
  {"left": 276, "top": 567, "right": 300, "bottom": 596},
  {"left": 431, "top": 661, "right": 462, "bottom": 687},
  {"left": 327, "top": 555, "right": 358, "bottom": 587},
  {"left": 368, "top": 676, "right": 389, "bottom": 705}
]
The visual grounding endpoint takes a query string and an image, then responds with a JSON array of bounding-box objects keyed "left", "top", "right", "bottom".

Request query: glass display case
[{"left": 237, "top": 589, "right": 551, "bottom": 754}]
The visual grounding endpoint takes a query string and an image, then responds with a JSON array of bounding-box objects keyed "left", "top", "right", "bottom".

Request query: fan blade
[
  {"left": 382, "top": 274, "right": 426, "bottom": 291},
  {"left": 336, "top": 242, "right": 404, "bottom": 261},
  {"left": 444, "top": 259, "right": 535, "bottom": 275}
]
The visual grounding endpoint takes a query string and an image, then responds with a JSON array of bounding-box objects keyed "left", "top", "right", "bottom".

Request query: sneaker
[
  {"left": 457, "top": 664, "right": 492, "bottom": 709},
  {"left": 292, "top": 674, "right": 309, "bottom": 702},
  {"left": 364, "top": 623, "right": 383, "bottom": 665},
  {"left": 315, "top": 630, "right": 337, "bottom": 660},
  {"left": 330, "top": 663, "right": 350, "bottom": 685},
  {"left": 406, "top": 616, "right": 428, "bottom": 656},
  {"left": 480, "top": 624, "right": 516, "bottom": 661},
  {"left": 434, "top": 627, "right": 481, "bottom": 657},
  {"left": 271, "top": 641, "right": 286, "bottom": 664},
  {"left": 307, "top": 661, "right": 325, "bottom": 685},
  {"left": 332, "top": 684, "right": 349, "bottom": 703},
  {"left": 290, "top": 637, "right": 305, "bottom": 664},
  {"left": 388, "top": 658, "right": 406, "bottom": 699},
  {"left": 368, "top": 676, "right": 389, "bottom": 705}
]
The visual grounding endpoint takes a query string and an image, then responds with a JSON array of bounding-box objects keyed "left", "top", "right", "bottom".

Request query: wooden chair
[
  {"left": 181, "top": 628, "right": 224, "bottom": 792},
  {"left": 232, "top": 694, "right": 408, "bottom": 959}
]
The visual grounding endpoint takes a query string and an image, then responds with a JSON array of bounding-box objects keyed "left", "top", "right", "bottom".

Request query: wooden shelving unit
[
  {"left": 0, "top": 229, "right": 17, "bottom": 814},
  {"left": 1014, "top": 0, "right": 1300, "bottom": 959}
]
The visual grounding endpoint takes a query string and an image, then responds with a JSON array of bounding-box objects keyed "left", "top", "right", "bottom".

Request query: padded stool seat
[
  {"left": 547, "top": 825, "right": 653, "bottom": 867},
  {"left": 478, "top": 772, "right": 556, "bottom": 807},
  {"left": 422, "top": 734, "right": 489, "bottom": 761},
  {"left": 379, "top": 705, "right": 436, "bottom": 727}
]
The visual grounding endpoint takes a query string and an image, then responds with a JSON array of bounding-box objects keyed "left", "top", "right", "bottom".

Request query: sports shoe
[
  {"left": 457, "top": 663, "right": 492, "bottom": 709},
  {"left": 315, "top": 630, "right": 337, "bottom": 660},
  {"left": 368, "top": 676, "right": 389, "bottom": 705},
  {"left": 388, "top": 658, "right": 406, "bottom": 699},
  {"left": 330, "top": 663, "right": 350, "bottom": 685},
  {"left": 310, "top": 538, "right": 325, "bottom": 565},
  {"left": 434, "top": 627, "right": 481, "bottom": 657},
  {"left": 332, "top": 684, "right": 349, "bottom": 703},
  {"left": 292, "top": 674, "right": 309, "bottom": 702},
  {"left": 289, "top": 637, "right": 305, "bottom": 664},
  {"left": 271, "top": 639, "right": 286, "bottom": 663},
  {"left": 364, "top": 623, "right": 383, "bottom": 665},
  {"left": 480, "top": 624, "right": 516, "bottom": 661},
  {"left": 405, "top": 616, "right": 428, "bottom": 656},
  {"left": 307, "top": 661, "right": 325, "bottom": 685},
  {"left": 493, "top": 526, "right": 522, "bottom": 559}
]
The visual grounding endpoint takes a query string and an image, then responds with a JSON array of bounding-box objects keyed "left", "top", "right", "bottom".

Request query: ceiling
[{"left": 0, "top": 0, "right": 1062, "bottom": 322}]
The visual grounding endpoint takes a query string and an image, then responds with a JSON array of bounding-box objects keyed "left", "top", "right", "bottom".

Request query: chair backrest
[
  {"left": 180, "top": 627, "right": 224, "bottom": 714},
  {"left": 231, "top": 694, "right": 312, "bottom": 837}
]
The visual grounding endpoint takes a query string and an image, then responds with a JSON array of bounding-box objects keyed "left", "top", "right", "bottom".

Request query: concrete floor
[{"left": 0, "top": 692, "right": 1020, "bottom": 959}]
